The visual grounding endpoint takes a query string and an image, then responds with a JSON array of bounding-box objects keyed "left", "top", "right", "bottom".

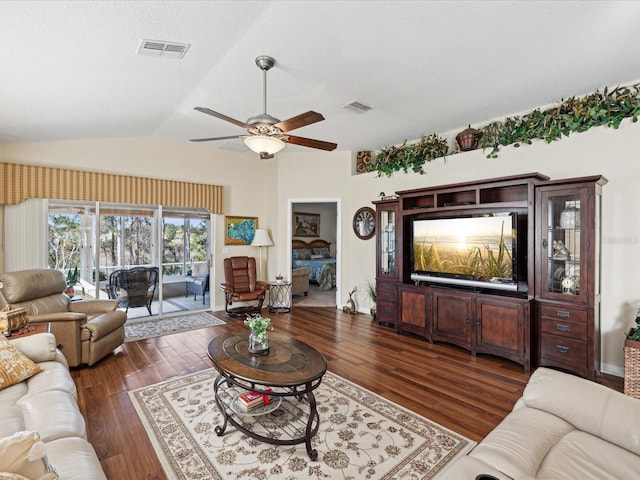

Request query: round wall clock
[{"left": 353, "top": 207, "right": 376, "bottom": 240}]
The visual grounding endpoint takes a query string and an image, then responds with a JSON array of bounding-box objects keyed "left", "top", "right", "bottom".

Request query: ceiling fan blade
[
  {"left": 194, "top": 107, "right": 248, "bottom": 128},
  {"left": 190, "top": 135, "right": 244, "bottom": 142},
  {"left": 275, "top": 111, "right": 324, "bottom": 132},
  {"left": 286, "top": 135, "right": 337, "bottom": 151}
]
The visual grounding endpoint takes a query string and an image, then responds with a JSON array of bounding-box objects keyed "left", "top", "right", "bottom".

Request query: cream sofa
[
  {"left": 0, "top": 269, "right": 126, "bottom": 367},
  {"left": 1, "top": 333, "right": 106, "bottom": 479},
  {"left": 438, "top": 367, "right": 640, "bottom": 479}
]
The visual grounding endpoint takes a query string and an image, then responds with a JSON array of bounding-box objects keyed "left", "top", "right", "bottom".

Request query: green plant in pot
[
  {"left": 626, "top": 306, "right": 640, "bottom": 341},
  {"left": 65, "top": 266, "right": 80, "bottom": 296},
  {"left": 364, "top": 279, "right": 377, "bottom": 319},
  {"left": 245, "top": 313, "right": 273, "bottom": 355}
]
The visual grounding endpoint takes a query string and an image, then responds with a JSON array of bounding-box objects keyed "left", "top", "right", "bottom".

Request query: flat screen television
[{"left": 409, "top": 212, "right": 521, "bottom": 291}]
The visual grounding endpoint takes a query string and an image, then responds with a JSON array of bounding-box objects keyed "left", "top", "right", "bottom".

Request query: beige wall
[{"left": 2, "top": 119, "right": 639, "bottom": 375}]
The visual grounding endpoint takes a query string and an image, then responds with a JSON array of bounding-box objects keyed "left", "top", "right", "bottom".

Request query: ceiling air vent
[
  {"left": 137, "top": 39, "right": 190, "bottom": 59},
  {"left": 342, "top": 101, "right": 372, "bottom": 114}
]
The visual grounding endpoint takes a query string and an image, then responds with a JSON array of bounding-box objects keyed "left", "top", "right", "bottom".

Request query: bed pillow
[
  {"left": 292, "top": 248, "right": 312, "bottom": 260},
  {"left": 312, "top": 247, "right": 331, "bottom": 258},
  {"left": 0, "top": 336, "right": 42, "bottom": 391},
  {"left": 0, "top": 431, "right": 58, "bottom": 480},
  {"left": 310, "top": 254, "right": 324, "bottom": 260}
]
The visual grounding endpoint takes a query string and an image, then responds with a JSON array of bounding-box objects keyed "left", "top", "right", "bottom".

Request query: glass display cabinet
[
  {"left": 535, "top": 176, "right": 607, "bottom": 380},
  {"left": 373, "top": 199, "right": 400, "bottom": 326}
]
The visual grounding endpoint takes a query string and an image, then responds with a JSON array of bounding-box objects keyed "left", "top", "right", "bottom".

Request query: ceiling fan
[{"left": 191, "top": 55, "right": 337, "bottom": 159}]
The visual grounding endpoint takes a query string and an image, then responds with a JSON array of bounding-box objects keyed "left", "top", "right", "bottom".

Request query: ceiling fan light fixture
[{"left": 244, "top": 135, "right": 285, "bottom": 156}]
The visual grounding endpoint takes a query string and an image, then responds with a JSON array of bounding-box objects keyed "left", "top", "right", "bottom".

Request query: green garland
[{"left": 370, "top": 84, "right": 640, "bottom": 177}]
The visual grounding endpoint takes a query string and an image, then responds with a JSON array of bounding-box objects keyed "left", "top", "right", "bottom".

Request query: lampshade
[
  {"left": 244, "top": 135, "right": 285, "bottom": 156},
  {"left": 251, "top": 228, "right": 274, "bottom": 247}
]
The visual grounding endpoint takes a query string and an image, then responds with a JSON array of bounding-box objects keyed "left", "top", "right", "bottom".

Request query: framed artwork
[
  {"left": 225, "top": 216, "right": 258, "bottom": 245},
  {"left": 293, "top": 212, "right": 320, "bottom": 237}
]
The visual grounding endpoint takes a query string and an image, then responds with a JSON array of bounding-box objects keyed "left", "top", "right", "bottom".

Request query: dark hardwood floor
[{"left": 71, "top": 307, "right": 622, "bottom": 479}]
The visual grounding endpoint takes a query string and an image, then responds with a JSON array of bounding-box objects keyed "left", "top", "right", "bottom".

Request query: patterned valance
[{"left": 0, "top": 162, "right": 223, "bottom": 214}]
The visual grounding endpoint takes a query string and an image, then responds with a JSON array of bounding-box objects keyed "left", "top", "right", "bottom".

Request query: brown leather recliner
[
  {"left": 219, "top": 257, "right": 269, "bottom": 317},
  {"left": 0, "top": 268, "right": 127, "bottom": 367}
]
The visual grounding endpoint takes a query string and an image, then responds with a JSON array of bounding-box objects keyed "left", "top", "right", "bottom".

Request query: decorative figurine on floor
[
  {"left": 552, "top": 240, "right": 570, "bottom": 259},
  {"left": 343, "top": 287, "right": 358, "bottom": 314}
]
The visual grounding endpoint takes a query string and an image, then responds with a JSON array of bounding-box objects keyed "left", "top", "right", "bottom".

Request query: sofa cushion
[
  {"left": 470, "top": 406, "right": 574, "bottom": 478},
  {"left": 46, "top": 437, "right": 106, "bottom": 480},
  {"left": 0, "top": 270, "right": 66, "bottom": 304},
  {"left": 535, "top": 430, "right": 640, "bottom": 480},
  {"left": 0, "top": 431, "right": 57, "bottom": 480},
  {"left": 523, "top": 367, "right": 640, "bottom": 456},
  {"left": 9, "top": 334, "right": 57, "bottom": 364},
  {"left": 17, "top": 391, "right": 86, "bottom": 442},
  {"left": 0, "top": 337, "right": 42, "bottom": 391}
]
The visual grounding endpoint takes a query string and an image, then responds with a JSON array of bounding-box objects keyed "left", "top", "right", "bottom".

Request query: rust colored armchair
[{"left": 219, "top": 257, "right": 269, "bottom": 317}]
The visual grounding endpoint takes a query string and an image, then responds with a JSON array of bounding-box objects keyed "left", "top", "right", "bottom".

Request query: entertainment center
[{"left": 374, "top": 172, "right": 606, "bottom": 378}]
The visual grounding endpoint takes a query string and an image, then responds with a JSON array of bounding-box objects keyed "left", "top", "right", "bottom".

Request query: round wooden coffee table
[{"left": 207, "top": 332, "right": 327, "bottom": 460}]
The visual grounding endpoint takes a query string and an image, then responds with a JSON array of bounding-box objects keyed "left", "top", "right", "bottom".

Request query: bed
[{"left": 292, "top": 239, "right": 336, "bottom": 290}]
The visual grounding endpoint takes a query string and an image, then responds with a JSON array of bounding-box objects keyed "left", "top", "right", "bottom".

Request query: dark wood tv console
[{"left": 374, "top": 172, "right": 606, "bottom": 378}]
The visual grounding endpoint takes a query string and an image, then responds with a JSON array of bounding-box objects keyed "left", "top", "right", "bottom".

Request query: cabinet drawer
[
  {"left": 377, "top": 289, "right": 397, "bottom": 303},
  {"left": 376, "top": 301, "right": 396, "bottom": 322},
  {"left": 377, "top": 281, "right": 396, "bottom": 293},
  {"left": 539, "top": 304, "right": 587, "bottom": 324},
  {"left": 540, "top": 317, "right": 586, "bottom": 340},
  {"left": 540, "top": 333, "right": 586, "bottom": 371}
]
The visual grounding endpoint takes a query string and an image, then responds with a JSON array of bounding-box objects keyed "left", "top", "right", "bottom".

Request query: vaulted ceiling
[{"left": 2, "top": 1, "right": 639, "bottom": 155}]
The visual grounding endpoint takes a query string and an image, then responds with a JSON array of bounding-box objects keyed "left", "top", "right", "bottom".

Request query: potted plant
[
  {"left": 245, "top": 313, "right": 273, "bottom": 355},
  {"left": 624, "top": 306, "right": 640, "bottom": 398},
  {"left": 65, "top": 266, "right": 80, "bottom": 296},
  {"left": 364, "top": 279, "right": 377, "bottom": 319}
]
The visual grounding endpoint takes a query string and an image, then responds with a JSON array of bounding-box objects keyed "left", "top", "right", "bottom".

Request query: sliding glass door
[{"left": 47, "top": 201, "right": 211, "bottom": 319}]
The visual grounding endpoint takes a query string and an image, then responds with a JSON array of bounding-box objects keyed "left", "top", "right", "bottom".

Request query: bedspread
[{"left": 292, "top": 258, "right": 336, "bottom": 290}]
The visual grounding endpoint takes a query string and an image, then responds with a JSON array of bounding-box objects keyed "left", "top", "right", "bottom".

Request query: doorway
[{"left": 288, "top": 199, "right": 341, "bottom": 308}]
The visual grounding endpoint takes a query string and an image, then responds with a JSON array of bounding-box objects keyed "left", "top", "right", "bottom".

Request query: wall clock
[{"left": 353, "top": 207, "right": 376, "bottom": 240}]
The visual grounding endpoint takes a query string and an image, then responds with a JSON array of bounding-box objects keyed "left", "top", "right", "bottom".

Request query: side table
[
  {"left": 5, "top": 322, "right": 50, "bottom": 338},
  {"left": 268, "top": 281, "right": 292, "bottom": 313}
]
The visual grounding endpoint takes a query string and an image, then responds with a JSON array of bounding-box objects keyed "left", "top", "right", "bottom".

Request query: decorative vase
[
  {"left": 248, "top": 330, "right": 270, "bottom": 355},
  {"left": 65, "top": 286, "right": 75, "bottom": 296},
  {"left": 456, "top": 125, "right": 483, "bottom": 151}
]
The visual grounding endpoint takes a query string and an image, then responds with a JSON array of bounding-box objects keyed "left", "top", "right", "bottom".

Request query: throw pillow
[
  {"left": 0, "top": 431, "right": 58, "bottom": 480},
  {"left": 0, "top": 473, "right": 30, "bottom": 480},
  {"left": 310, "top": 254, "right": 324, "bottom": 260},
  {"left": 0, "top": 337, "right": 42, "bottom": 391}
]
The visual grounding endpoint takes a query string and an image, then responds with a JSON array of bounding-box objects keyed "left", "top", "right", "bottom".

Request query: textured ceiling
[{"left": 1, "top": 0, "right": 639, "bottom": 154}]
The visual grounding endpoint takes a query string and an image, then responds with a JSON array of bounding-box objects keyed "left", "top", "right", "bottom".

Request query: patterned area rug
[
  {"left": 129, "top": 369, "right": 475, "bottom": 479},
  {"left": 124, "top": 312, "right": 226, "bottom": 342}
]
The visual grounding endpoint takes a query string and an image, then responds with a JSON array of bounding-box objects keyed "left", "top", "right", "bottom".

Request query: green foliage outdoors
[
  {"left": 48, "top": 212, "right": 209, "bottom": 278},
  {"left": 368, "top": 84, "right": 640, "bottom": 177}
]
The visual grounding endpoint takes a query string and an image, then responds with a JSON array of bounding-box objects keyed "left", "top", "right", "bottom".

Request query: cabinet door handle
[
  {"left": 466, "top": 318, "right": 471, "bottom": 324},
  {"left": 556, "top": 324, "right": 570, "bottom": 332},
  {"left": 383, "top": 307, "right": 391, "bottom": 313},
  {"left": 476, "top": 318, "right": 481, "bottom": 326},
  {"left": 556, "top": 345, "right": 569, "bottom": 354},
  {"left": 556, "top": 310, "right": 570, "bottom": 318}
]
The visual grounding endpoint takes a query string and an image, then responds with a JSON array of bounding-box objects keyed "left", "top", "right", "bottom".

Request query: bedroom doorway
[{"left": 288, "top": 199, "right": 341, "bottom": 308}]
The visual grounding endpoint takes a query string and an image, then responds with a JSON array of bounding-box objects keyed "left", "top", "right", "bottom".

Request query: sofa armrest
[
  {"left": 69, "top": 299, "right": 119, "bottom": 315},
  {"left": 8, "top": 332, "right": 58, "bottom": 363},
  {"left": 28, "top": 312, "right": 87, "bottom": 323}
]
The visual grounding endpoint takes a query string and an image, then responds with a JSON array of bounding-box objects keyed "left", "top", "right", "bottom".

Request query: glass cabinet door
[
  {"left": 376, "top": 202, "right": 398, "bottom": 278},
  {"left": 540, "top": 188, "right": 587, "bottom": 303},
  {"left": 380, "top": 209, "right": 396, "bottom": 276}
]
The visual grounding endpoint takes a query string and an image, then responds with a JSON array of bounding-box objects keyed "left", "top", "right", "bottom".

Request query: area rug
[
  {"left": 124, "top": 312, "right": 226, "bottom": 342},
  {"left": 129, "top": 369, "right": 475, "bottom": 479}
]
